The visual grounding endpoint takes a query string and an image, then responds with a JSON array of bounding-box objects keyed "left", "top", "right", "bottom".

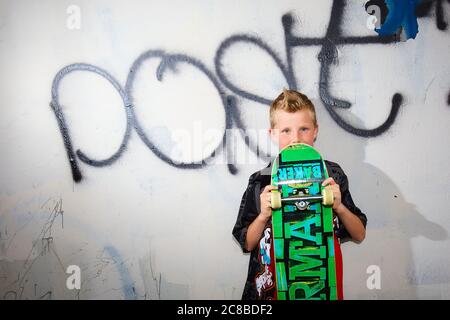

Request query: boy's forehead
[{"left": 272, "top": 109, "right": 315, "bottom": 125}]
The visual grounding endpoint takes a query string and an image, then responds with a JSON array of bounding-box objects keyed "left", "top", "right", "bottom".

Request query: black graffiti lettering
[
  {"left": 216, "top": 2, "right": 403, "bottom": 137},
  {"left": 50, "top": 0, "right": 447, "bottom": 181},
  {"left": 125, "top": 50, "right": 236, "bottom": 172},
  {"left": 50, "top": 99, "right": 82, "bottom": 182},
  {"left": 51, "top": 52, "right": 240, "bottom": 181},
  {"left": 285, "top": 0, "right": 404, "bottom": 137},
  {"left": 215, "top": 34, "right": 292, "bottom": 104},
  {"left": 416, "top": 0, "right": 450, "bottom": 31},
  {"left": 314, "top": 1, "right": 403, "bottom": 137},
  {"left": 50, "top": 63, "right": 130, "bottom": 182}
]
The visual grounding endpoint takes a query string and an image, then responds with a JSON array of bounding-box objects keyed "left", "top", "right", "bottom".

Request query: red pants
[{"left": 334, "top": 234, "right": 344, "bottom": 300}]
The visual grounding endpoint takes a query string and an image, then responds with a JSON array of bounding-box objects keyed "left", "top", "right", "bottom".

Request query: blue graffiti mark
[
  {"left": 375, "top": 0, "right": 420, "bottom": 40},
  {"left": 103, "top": 245, "right": 137, "bottom": 300}
]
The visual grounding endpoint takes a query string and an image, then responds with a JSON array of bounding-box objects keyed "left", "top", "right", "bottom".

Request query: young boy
[{"left": 232, "top": 89, "right": 367, "bottom": 300}]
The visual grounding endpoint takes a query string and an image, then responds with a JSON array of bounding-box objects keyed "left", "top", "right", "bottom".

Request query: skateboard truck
[
  {"left": 271, "top": 182, "right": 334, "bottom": 210},
  {"left": 295, "top": 200, "right": 309, "bottom": 211}
]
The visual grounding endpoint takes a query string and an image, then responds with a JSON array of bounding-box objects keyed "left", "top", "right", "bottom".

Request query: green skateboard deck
[{"left": 268, "top": 143, "right": 337, "bottom": 300}]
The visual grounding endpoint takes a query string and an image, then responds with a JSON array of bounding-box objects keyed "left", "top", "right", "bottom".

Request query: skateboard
[{"left": 256, "top": 143, "right": 337, "bottom": 300}]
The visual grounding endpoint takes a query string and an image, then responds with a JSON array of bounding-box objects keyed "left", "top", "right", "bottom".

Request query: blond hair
[{"left": 270, "top": 89, "right": 317, "bottom": 128}]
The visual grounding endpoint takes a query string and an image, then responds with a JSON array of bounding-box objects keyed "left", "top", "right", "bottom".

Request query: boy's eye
[{"left": 282, "top": 129, "right": 290, "bottom": 133}]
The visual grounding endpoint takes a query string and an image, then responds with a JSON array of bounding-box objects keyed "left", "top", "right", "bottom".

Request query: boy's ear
[{"left": 313, "top": 125, "right": 319, "bottom": 142}]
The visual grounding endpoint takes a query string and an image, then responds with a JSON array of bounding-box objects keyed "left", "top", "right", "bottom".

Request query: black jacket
[{"left": 232, "top": 160, "right": 367, "bottom": 300}]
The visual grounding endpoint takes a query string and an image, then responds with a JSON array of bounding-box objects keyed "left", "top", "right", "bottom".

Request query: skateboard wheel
[
  {"left": 322, "top": 187, "right": 334, "bottom": 206},
  {"left": 271, "top": 190, "right": 282, "bottom": 209}
]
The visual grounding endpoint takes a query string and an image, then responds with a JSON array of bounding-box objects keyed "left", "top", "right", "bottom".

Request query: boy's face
[{"left": 269, "top": 109, "right": 318, "bottom": 150}]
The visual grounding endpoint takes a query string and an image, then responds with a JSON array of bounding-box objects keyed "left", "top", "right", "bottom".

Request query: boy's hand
[
  {"left": 322, "top": 178, "right": 342, "bottom": 211},
  {"left": 259, "top": 185, "right": 277, "bottom": 221}
]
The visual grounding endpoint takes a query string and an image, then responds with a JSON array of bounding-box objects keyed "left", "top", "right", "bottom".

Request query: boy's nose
[{"left": 291, "top": 133, "right": 301, "bottom": 144}]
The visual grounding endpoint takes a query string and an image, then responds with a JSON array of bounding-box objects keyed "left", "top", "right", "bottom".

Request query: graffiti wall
[{"left": 0, "top": 0, "right": 449, "bottom": 299}]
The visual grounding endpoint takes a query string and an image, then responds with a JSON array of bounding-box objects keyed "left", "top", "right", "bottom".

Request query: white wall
[{"left": 0, "top": 0, "right": 449, "bottom": 299}]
